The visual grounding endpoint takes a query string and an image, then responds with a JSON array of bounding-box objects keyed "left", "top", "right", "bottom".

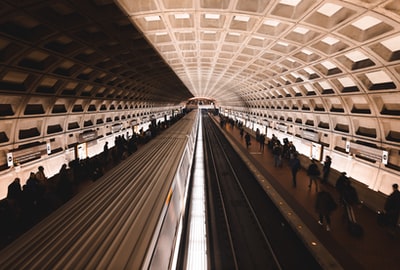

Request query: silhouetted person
[
  {"left": 336, "top": 172, "right": 349, "bottom": 206},
  {"left": 259, "top": 134, "right": 265, "bottom": 152},
  {"left": 35, "top": 166, "right": 47, "bottom": 185},
  {"left": 322, "top": 156, "right": 331, "bottom": 184},
  {"left": 7, "top": 178, "right": 22, "bottom": 202},
  {"left": 316, "top": 190, "right": 337, "bottom": 231},
  {"left": 57, "top": 164, "right": 73, "bottom": 203},
  {"left": 289, "top": 153, "right": 301, "bottom": 187},
  {"left": 245, "top": 132, "right": 251, "bottom": 148},
  {"left": 384, "top": 183, "right": 400, "bottom": 228},
  {"left": 272, "top": 142, "right": 282, "bottom": 167},
  {"left": 103, "top": 141, "right": 109, "bottom": 162},
  {"left": 307, "top": 159, "right": 320, "bottom": 191}
]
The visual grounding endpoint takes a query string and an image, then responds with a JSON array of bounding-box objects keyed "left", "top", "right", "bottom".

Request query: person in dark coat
[
  {"left": 322, "top": 156, "right": 331, "bottom": 184},
  {"left": 289, "top": 153, "right": 301, "bottom": 187},
  {"left": 315, "top": 190, "right": 337, "bottom": 231},
  {"left": 57, "top": 164, "right": 73, "bottom": 203},
  {"left": 307, "top": 159, "right": 320, "bottom": 191},
  {"left": 335, "top": 172, "right": 349, "bottom": 205},
  {"left": 7, "top": 177, "right": 22, "bottom": 202},
  {"left": 384, "top": 183, "right": 400, "bottom": 228},
  {"left": 245, "top": 132, "right": 251, "bottom": 148}
]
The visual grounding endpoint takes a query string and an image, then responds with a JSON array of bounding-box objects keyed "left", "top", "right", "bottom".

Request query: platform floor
[{"left": 219, "top": 121, "right": 399, "bottom": 270}]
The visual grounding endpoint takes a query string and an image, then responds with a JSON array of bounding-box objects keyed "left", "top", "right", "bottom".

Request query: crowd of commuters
[
  {"left": 0, "top": 113, "right": 187, "bottom": 250},
  {"left": 220, "top": 114, "right": 400, "bottom": 234}
]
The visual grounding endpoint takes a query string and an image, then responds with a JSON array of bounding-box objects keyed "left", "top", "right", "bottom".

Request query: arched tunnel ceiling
[
  {"left": 0, "top": 0, "right": 193, "bottom": 109},
  {"left": 1, "top": 0, "right": 400, "bottom": 150},
  {"left": 117, "top": 0, "right": 400, "bottom": 109}
]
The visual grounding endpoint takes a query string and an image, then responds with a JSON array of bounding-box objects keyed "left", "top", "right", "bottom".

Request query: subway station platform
[{"left": 217, "top": 118, "right": 399, "bottom": 270}]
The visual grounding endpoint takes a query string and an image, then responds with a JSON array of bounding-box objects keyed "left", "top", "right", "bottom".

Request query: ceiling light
[
  {"left": 293, "top": 27, "right": 309, "bottom": 34},
  {"left": 338, "top": 76, "right": 355, "bottom": 87},
  {"left": 280, "top": 0, "right": 302, "bottom": 6},
  {"left": 301, "top": 49, "right": 313, "bottom": 55},
  {"left": 205, "top": 13, "right": 220, "bottom": 20},
  {"left": 366, "top": 70, "right": 391, "bottom": 84},
  {"left": 317, "top": 3, "right": 343, "bottom": 16},
  {"left": 381, "top": 35, "right": 400, "bottom": 51},
  {"left": 228, "top": 32, "right": 240, "bottom": 36},
  {"left": 263, "top": 19, "right": 280, "bottom": 26},
  {"left": 352, "top": 16, "right": 381, "bottom": 30},
  {"left": 234, "top": 15, "right": 250, "bottom": 22},
  {"left": 174, "top": 13, "right": 190, "bottom": 19},
  {"left": 321, "top": 36, "right": 339, "bottom": 45},
  {"left": 345, "top": 51, "right": 368, "bottom": 61},
  {"left": 144, "top": 15, "right": 161, "bottom": 22},
  {"left": 321, "top": 60, "right": 337, "bottom": 69},
  {"left": 253, "top": 36, "right": 265, "bottom": 40}
]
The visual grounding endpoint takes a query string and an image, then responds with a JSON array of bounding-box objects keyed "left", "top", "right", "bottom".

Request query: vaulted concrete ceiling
[
  {"left": 1, "top": 0, "right": 400, "bottom": 154},
  {"left": 117, "top": 0, "right": 400, "bottom": 109}
]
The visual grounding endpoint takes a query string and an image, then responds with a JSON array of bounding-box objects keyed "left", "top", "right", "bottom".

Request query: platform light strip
[{"left": 186, "top": 111, "right": 207, "bottom": 270}]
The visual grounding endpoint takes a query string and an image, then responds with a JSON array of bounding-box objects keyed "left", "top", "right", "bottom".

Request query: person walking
[
  {"left": 335, "top": 172, "right": 349, "bottom": 206},
  {"left": 259, "top": 134, "right": 265, "bottom": 152},
  {"left": 315, "top": 190, "right": 337, "bottom": 231},
  {"left": 322, "top": 156, "right": 331, "bottom": 184},
  {"left": 245, "top": 132, "right": 251, "bottom": 149},
  {"left": 289, "top": 153, "right": 301, "bottom": 187},
  {"left": 307, "top": 159, "right": 320, "bottom": 191},
  {"left": 272, "top": 142, "right": 282, "bottom": 167},
  {"left": 383, "top": 183, "right": 400, "bottom": 228}
]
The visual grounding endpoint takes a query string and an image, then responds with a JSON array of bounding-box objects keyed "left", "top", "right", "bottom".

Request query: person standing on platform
[
  {"left": 245, "top": 132, "right": 251, "bottom": 149},
  {"left": 384, "top": 183, "right": 400, "bottom": 228},
  {"left": 103, "top": 141, "right": 109, "bottom": 162},
  {"left": 35, "top": 166, "right": 47, "bottom": 185},
  {"left": 7, "top": 177, "right": 22, "bottom": 204},
  {"left": 272, "top": 142, "right": 282, "bottom": 167},
  {"left": 315, "top": 190, "right": 337, "bottom": 231},
  {"left": 289, "top": 153, "right": 301, "bottom": 187},
  {"left": 322, "top": 156, "right": 331, "bottom": 184},
  {"left": 335, "top": 172, "right": 349, "bottom": 206},
  {"left": 307, "top": 159, "right": 320, "bottom": 191},
  {"left": 259, "top": 134, "right": 265, "bottom": 152}
]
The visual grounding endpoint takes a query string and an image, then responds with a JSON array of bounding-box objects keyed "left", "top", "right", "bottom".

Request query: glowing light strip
[{"left": 185, "top": 111, "right": 207, "bottom": 270}]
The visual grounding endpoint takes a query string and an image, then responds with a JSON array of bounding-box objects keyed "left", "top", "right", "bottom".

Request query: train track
[{"left": 202, "top": 112, "right": 321, "bottom": 270}]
